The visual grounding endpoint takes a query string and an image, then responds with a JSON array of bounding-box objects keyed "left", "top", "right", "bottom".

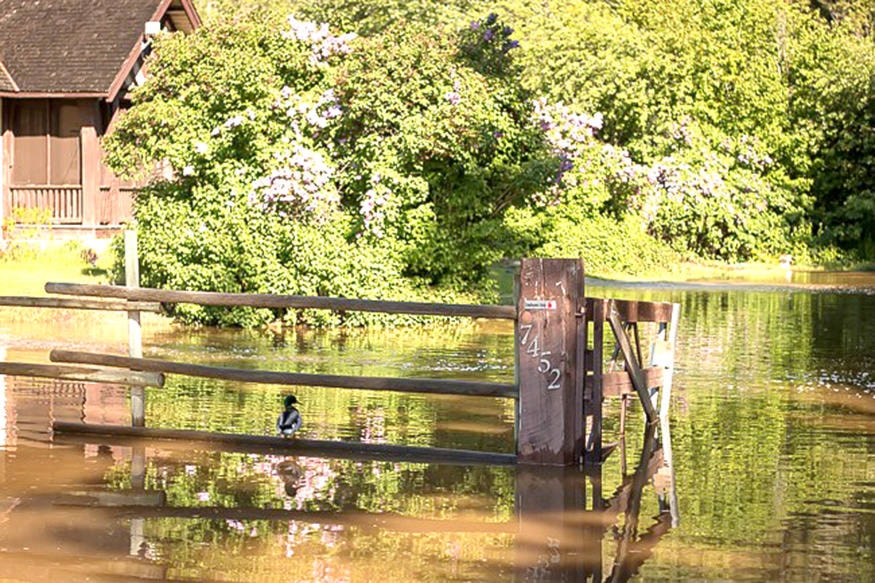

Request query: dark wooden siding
[{"left": 51, "top": 102, "right": 83, "bottom": 184}]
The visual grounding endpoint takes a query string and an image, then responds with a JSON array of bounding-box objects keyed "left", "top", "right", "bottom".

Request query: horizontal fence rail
[
  {"left": 585, "top": 367, "right": 664, "bottom": 399},
  {"left": 0, "top": 296, "right": 162, "bottom": 313},
  {"left": 53, "top": 422, "right": 518, "bottom": 466},
  {"left": 50, "top": 350, "right": 518, "bottom": 399},
  {"left": 45, "top": 283, "right": 518, "bottom": 320},
  {"left": 586, "top": 297, "right": 675, "bottom": 323}
]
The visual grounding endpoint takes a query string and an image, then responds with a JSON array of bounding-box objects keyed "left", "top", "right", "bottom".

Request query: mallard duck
[{"left": 276, "top": 395, "right": 302, "bottom": 437}]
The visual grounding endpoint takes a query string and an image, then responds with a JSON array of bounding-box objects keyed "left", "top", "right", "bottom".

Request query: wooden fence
[{"left": 0, "top": 232, "right": 681, "bottom": 466}]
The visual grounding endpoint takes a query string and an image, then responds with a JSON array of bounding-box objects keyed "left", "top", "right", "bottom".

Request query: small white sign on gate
[{"left": 524, "top": 299, "right": 557, "bottom": 311}]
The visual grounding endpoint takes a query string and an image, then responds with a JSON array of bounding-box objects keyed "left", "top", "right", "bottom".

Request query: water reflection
[
  {"left": 515, "top": 422, "right": 674, "bottom": 582},
  {"left": 2, "top": 275, "right": 875, "bottom": 580},
  {"left": 0, "top": 419, "right": 674, "bottom": 582}
]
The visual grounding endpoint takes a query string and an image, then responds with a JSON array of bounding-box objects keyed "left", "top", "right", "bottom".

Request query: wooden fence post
[
  {"left": 125, "top": 230, "right": 144, "bottom": 427},
  {"left": 515, "top": 258, "right": 585, "bottom": 466},
  {"left": 80, "top": 119, "right": 100, "bottom": 228}
]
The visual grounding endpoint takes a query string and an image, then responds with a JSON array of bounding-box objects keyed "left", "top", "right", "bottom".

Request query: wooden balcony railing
[
  {"left": 10, "top": 185, "right": 83, "bottom": 224},
  {"left": 8, "top": 185, "right": 138, "bottom": 226}
]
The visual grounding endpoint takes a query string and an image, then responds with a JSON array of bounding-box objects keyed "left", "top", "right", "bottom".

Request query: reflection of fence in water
[
  {"left": 0, "top": 376, "right": 131, "bottom": 446},
  {"left": 39, "top": 419, "right": 676, "bottom": 582},
  {"left": 1, "top": 377, "right": 85, "bottom": 444},
  {"left": 516, "top": 422, "right": 676, "bottom": 582},
  {"left": 0, "top": 351, "right": 678, "bottom": 579}
]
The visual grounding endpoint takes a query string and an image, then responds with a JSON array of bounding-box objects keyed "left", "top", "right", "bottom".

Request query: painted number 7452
[{"left": 519, "top": 323, "right": 561, "bottom": 391}]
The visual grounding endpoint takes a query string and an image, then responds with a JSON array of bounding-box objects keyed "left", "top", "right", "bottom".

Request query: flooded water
[{"left": 1, "top": 272, "right": 874, "bottom": 582}]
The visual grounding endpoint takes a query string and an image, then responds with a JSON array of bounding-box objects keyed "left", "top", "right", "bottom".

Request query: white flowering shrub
[{"left": 631, "top": 120, "right": 796, "bottom": 259}]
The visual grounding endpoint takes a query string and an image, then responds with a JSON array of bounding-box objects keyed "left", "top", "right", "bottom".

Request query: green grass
[{"left": 0, "top": 241, "right": 113, "bottom": 296}]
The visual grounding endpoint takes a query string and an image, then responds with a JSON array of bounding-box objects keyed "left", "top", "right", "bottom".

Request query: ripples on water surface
[{"left": 0, "top": 273, "right": 873, "bottom": 581}]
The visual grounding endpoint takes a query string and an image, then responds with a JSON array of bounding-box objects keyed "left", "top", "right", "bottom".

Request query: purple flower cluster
[
  {"left": 353, "top": 172, "right": 393, "bottom": 237},
  {"left": 638, "top": 155, "right": 746, "bottom": 227},
  {"left": 250, "top": 145, "right": 338, "bottom": 219},
  {"left": 470, "top": 13, "right": 520, "bottom": 54},
  {"left": 360, "top": 183, "right": 389, "bottom": 238},
  {"left": 283, "top": 16, "right": 356, "bottom": 65},
  {"left": 670, "top": 118, "right": 693, "bottom": 147},
  {"left": 533, "top": 98, "right": 617, "bottom": 195},
  {"left": 732, "top": 135, "right": 774, "bottom": 169},
  {"left": 211, "top": 109, "right": 256, "bottom": 137}
]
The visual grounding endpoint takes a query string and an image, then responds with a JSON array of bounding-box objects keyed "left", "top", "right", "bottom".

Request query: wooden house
[{"left": 0, "top": 0, "right": 200, "bottom": 239}]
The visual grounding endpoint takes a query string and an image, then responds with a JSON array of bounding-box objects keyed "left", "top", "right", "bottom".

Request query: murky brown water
[{"left": 1, "top": 273, "right": 874, "bottom": 582}]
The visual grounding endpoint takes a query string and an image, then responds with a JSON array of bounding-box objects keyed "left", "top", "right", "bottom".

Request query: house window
[
  {"left": 11, "top": 100, "right": 48, "bottom": 184},
  {"left": 11, "top": 99, "right": 83, "bottom": 185}
]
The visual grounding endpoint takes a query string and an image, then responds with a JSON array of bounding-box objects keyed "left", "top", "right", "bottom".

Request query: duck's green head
[{"left": 283, "top": 395, "right": 299, "bottom": 409}]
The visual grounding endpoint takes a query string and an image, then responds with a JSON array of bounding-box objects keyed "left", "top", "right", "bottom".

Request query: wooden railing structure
[
  {"left": 7, "top": 185, "right": 136, "bottom": 226},
  {"left": 9, "top": 185, "right": 84, "bottom": 224},
  {"left": 96, "top": 185, "right": 136, "bottom": 225},
  {"left": 0, "top": 233, "right": 681, "bottom": 467}
]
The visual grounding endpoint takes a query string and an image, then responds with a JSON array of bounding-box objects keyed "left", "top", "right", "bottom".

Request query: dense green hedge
[{"left": 107, "top": 2, "right": 875, "bottom": 325}]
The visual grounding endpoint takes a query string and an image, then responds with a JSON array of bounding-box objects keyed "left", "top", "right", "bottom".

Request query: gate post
[
  {"left": 125, "top": 230, "right": 144, "bottom": 427},
  {"left": 515, "top": 258, "right": 585, "bottom": 465}
]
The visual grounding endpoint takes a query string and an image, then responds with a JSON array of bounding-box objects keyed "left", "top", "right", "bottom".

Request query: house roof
[{"left": 0, "top": 0, "right": 199, "bottom": 98}]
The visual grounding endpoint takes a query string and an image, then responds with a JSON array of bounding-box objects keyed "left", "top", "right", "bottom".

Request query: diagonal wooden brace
[{"left": 607, "top": 303, "right": 657, "bottom": 423}]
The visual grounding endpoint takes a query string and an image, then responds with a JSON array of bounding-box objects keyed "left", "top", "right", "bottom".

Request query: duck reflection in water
[
  {"left": 277, "top": 395, "right": 302, "bottom": 437},
  {"left": 275, "top": 458, "right": 304, "bottom": 497}
]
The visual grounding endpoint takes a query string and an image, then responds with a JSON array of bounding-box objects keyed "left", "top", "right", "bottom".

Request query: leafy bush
[
  {"left": 329, "top": 15, "right": 554, "bottom": 284},
  {"left": 504, "top": 206, "right": 678, "bottom": 276},
  {"left": 633, "top": 120, "right": 801, "bottom": 260},
  {"left": 105, "top": 11, "right": 553, "bottom": 325}
]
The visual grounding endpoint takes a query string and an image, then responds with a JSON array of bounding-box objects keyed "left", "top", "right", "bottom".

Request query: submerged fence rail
[{"left": 0, "top": 296, "right": 161, "bottom": 312}]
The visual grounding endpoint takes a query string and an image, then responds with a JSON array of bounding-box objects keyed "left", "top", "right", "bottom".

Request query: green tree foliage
[
  {"left": 231, "top": 0, "right": 875, "bottom": 262},
  {"left": 124, "top": 1, "right": 875, "bottom": 328},
  {"left": 492, "top": 0, "right": 874, "bottom": 259},
  {"left": 785, "top": 7, "right": 875, "bottom": 252},
  {"left": 106, "top": 10, "right": 556, "bottom": 325},
  {"left": 330, "top": 16, "right": 554, "bottom": 283}
]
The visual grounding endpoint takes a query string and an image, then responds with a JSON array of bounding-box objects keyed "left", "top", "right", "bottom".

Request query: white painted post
[
  {"left": 659, "top": 303, "right": 681, "bottom": 420},
  {"left": 125, "top": 230, "right": 144, "bottom": 427},
  {"left": 659, "top": 413, "right": 681, "bottom": 528},
  {"left": 130, "top": 517, "right": 145, "bottom": 557}
]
